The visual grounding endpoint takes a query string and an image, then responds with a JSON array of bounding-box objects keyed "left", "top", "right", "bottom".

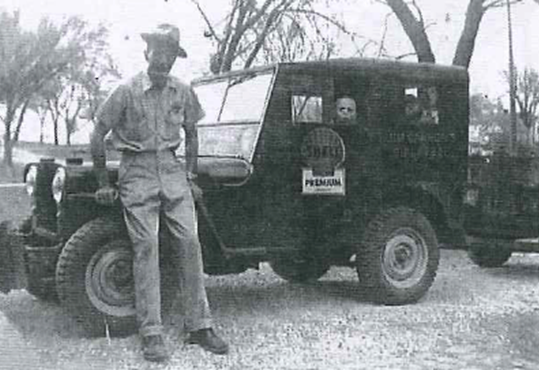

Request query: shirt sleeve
[
  {"left": 184, "top": 86, "right": 205, "bottom": 124},
  {"left": 94, "top": 83, "right": 127, "bottom": 134}
]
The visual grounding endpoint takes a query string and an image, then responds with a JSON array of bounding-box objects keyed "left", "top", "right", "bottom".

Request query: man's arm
[
  {"left": 89, "top": 83, "right": 125, "bottom": 204},
  {"left": 90, "top": 124, "right": 118, "bottom": 205},
  {"left": 90, "top": 125, "right": 110, "bottom": 188},
  {"left": 183, "top": 85, "right": 204, "bottom": 194},
  {"left": 183, "top": 120, "right": 198, "bottom": 177}
]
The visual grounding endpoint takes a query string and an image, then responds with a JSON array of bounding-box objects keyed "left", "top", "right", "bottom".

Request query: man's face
[
  {"left": 145, "top": 42, "right": 178, "bottom": 86},
  {"left": 336, "top": 97, "right": 357, "bottom": 124}
]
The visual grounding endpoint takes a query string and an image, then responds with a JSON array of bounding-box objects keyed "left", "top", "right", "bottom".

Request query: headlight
[
  {"left": 25, "top": 165, "right": 38, "bottom": 196},
  {"left": 51, "top": 167, "right": 66, "bottom": 204}
]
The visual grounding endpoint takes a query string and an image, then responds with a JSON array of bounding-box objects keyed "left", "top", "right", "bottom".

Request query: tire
[
  {"left": 56, "top": 217, "right": 178, "bottom": 337},
  {"left": 357, "top": 207, "right": 439, "bottom": 305},
  {"left": 270, "top": 256, "right": 330, "bottom": 283},
  {"left": 468, "top": 243, "right": 512, "bottom": 268},
  {"left": 21, "top": 217, "right": 59, "bottom": 302},
  {"left": 0, "top": 221, "right": 16, "bottom": 294}
]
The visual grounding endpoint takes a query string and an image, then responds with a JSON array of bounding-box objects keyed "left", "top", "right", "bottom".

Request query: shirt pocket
[
  {"left": 123, "top": 94, "right": 152, "bottom": 142},
  {"left": 164, "top": 103, "right": 185, "bottom": 139}
]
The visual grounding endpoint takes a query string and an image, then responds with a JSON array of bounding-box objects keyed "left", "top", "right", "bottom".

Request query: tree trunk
[
  {"left": 385, "top": 0, "right": 435, "bottom": 63},
  {"left": 40, "top": 120, "right": 44, "bottom": 143},
  {"left": 65, "top": 116, "right": 72, "bottom": 146},
  {"left": 2, "top": 107, "right": 16, "bottom": 168},
  {"left": 452, "top": 0, "right": 485, "bottom": 68},
  {"left": 54, "top": 120, "right": 59, "bottom": 146},
  {"left": 48, "top": 100, "right": 61, "bottom": 146},
  {"left": 221, "top": 4, "right": 250, "bottom": 73},
  {"left": 13, "top": 99, "right": 30, "bottom": 143}
]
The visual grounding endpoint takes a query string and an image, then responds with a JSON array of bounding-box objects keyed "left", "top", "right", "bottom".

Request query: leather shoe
[
  {"left": 186, "top": 328, "right": 229, "bottom": 355},
  {"left": 142, "top": 335, "right": 170, "bottom": 363}
]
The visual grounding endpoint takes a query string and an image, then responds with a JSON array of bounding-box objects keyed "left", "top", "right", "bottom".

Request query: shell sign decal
[{"left": 300, "top": 127, "right": 346, "bottom": 195}]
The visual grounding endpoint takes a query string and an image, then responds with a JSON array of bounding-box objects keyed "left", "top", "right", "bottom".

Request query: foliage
[
  {"left": 469, "top": 92, "right": 531, "bottom": 155},
  {"left": 191, "top": 0, "right": 365, "bottom": 74},
  {"left": 37, "top": 19, "right": 121, "bottom": 145},
  {"left": 0, "top": 10, "right": 120, "bottom": 165},
  {"left": 515, "top": 68, "right": 539, "bottom": 143}
]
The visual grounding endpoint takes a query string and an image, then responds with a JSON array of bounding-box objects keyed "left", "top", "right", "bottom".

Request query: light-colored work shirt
[{"left": 95, "top": 71, "right": 205, "bottom": 152}]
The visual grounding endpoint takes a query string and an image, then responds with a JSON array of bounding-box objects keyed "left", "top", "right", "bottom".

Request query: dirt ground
[
  {"left": 1, "top": 249, "right": 539, "bottom": 370},
  {"left": 2, "top": 181, "right": 539, "bottom": 369}
]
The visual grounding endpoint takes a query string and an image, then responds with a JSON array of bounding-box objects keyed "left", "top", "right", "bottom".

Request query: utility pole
[{"left": 507, "top": 0, "right": 518, "bottom": 156}]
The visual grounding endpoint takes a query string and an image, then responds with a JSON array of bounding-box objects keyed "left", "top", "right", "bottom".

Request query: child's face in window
[{"left": 336, "top": 97, "right": 357, "bottom": 124}]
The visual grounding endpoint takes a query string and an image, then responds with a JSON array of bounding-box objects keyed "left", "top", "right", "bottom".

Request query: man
[
  {"left": 334, "top": 96, "right": 358, "bottom": 125},
  {"left": 90, "top": 23, "right": 228, "bottom": 363},
  {"left": 404, "top": 94, "right": 422, "bottom": 123}
]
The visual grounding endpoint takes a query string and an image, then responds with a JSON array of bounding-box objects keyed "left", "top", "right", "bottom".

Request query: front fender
[{"left": 0, "top": 221, "right": 27, "bottom": 294}]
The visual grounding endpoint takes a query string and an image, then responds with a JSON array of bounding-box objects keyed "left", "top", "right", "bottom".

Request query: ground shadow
[
  {"left": 0, "top": 269, "right": 371, "bottom": 340},
  {"left": 482, "top": 260, "right": 539, "bottom": 281},
  {"left": 0, "top": 290, "right": 86, "bottom": 339}
]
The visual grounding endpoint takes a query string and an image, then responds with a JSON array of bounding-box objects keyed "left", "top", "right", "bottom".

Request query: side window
[
  {"left": 292, "top": 95, "right": 323, "bottom": 124},
  {"left": 404, "top": 85, "right": 439, "bottom": 125}
]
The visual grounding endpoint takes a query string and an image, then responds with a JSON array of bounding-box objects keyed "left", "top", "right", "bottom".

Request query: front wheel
[
  {"left": 357, "top": 207, "right": 439, "bottom": 305},
  {"left": 56, "top": 217, "right": 178, "bottom": 337}
]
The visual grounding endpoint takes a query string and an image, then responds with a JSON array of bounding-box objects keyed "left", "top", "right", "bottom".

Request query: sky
[
  {"left": 1, "top": 0, "right": 538, "bottom": 97},
  {"left": 0, "top": 0, "right": 538, "bottom": 115}
]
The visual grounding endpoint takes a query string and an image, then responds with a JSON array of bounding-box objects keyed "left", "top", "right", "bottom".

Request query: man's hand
[
  {"left": 189, "top": 180, "right": 203, "bottom": 202},
  {"left": 95, "top": 186, "right": 118, "bottom": 205}
]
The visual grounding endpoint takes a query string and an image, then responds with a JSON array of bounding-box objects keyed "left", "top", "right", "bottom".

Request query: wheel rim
[
  {"left": 381, "top": 227, "right": 428, "bottom": 289},
  {"left": 85, "top": 240, "right": 135, "bottom": 317}
]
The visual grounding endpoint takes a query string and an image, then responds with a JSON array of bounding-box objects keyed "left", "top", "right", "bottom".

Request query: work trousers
[{"left": 118, "top": 150, "right": 212, "bottom": 337}]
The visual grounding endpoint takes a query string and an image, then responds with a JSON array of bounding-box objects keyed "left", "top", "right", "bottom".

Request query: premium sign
[
  {"left": 302, "top": 168, "right": 345, "bottom": 195},
  {"left": 300, "top": 127, "right": 346, "bottom": 195}
]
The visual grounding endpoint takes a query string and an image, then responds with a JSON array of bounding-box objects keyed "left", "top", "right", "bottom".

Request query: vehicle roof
[{"left": 192, "top": 57, "right": 469, "bottom": 85}]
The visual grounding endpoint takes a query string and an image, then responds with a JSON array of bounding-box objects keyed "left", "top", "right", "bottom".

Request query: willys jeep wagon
[{"left": 0, "top": 58, "right": 469, "bottom": 335}]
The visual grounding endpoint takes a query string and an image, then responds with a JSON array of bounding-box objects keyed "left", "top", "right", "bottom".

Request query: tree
[
  {"left": 1, "top": 12, "right": 77, "bottom": 165},
  {"left": 36, "top": 19, "right": 121, "bottom": 146},
  {"left": 378, "top": 0, "right": 523, "bottom": 68},
  {"left": 191, "top": 0, "right": 363, "bottom": 74},
  {"left": 514, "top": 68, "right": 539, "bottom": 144},
  {"left": 470, "top": 92, "right": 529, "bottom": 155},
  {"left": 0, "top": 12, "right": 119, "bottom": 165}
]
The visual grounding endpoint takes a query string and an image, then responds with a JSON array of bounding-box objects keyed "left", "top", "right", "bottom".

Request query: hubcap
[
  {"left": 85, "top": 240, "right": 136, "bottom": 317},
  {"left": 382, "top": 227, "right": 428, "bottom": 289}
]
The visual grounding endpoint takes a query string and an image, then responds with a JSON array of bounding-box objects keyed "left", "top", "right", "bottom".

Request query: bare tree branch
[
  {"left": 190, "top": 0, "right": 222, "bottom": 43},
  {"left": 286, "top": 8, "right": 352, "bottom": 36},
  {"left": 484, "top": 0, "right": 523, "bottom": 10}
]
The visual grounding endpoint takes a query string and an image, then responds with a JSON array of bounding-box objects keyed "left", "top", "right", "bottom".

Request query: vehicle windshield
[{"left": 186, "top": 71, "right": 274, "bottom": 160}]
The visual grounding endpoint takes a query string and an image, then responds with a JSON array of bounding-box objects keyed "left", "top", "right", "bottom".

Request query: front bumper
[{"left": 0, "top": 221, "right": 28, "bottom": 293}]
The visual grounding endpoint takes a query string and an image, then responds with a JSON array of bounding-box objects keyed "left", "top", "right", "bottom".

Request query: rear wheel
[
  {"left": 56, "top": 217, "right": 178, "bottom": 337},
  {"left": 468, "top": 242, "right": 512, "bottom": 268},
  {"left": 270, "top": 255, "right": 329, "bottom": 283},
  {"left": 357, "top": 207, "right": 439, "bottom": 305}
]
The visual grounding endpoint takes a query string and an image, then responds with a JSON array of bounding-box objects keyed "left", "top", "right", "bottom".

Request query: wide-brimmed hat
[{"left": 141, "top": 24, "right": 187, "bottom": 58}]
